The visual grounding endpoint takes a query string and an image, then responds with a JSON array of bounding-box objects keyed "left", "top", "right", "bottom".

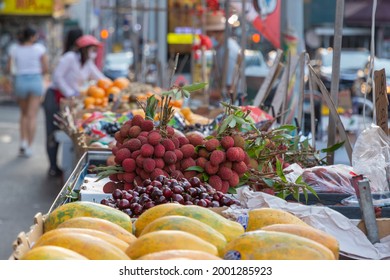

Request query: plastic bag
[
  {"left": 300, "top": 164, "right": 357, "bottom": 194},
  {"left": 352, "top": 124, "right": 390, "bottom": 193}
]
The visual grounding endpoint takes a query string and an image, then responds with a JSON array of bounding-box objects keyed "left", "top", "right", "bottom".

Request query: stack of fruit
[{"left": 18, "top": 201, "right": 339, "bottom": 260}]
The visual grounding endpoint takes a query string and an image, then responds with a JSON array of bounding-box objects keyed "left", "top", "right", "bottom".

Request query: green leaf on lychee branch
[
  {"left": 181, "top": 82, "right": 207, "bottom": 92},
  {"left": 262, "top": 178, "right": 275, "bottom": 188},
  {"left": 144, "top": 95, "right": 159, "bottom": 121},
  {"left": 185, "top": 166, "right": 204, "bottom": 173},
  {"left": 320, "top": 141, "right": 344, "bottom": 153},
  {"left": 275, "top": 159, "right": 287, "bottom": 183},
  {"left": 228, "top": 187, "right": 237, "bottom": 194}
]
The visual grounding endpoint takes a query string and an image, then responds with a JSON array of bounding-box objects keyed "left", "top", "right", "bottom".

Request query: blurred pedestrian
[
  {"left": 6, "top": 27, "right": 49, "bottom": 157},
  {"left": 43, "top": 33, "right": 106, "bottom": 177},
  {"left": 206, "top": 11, "right": 243, "bottom": 105}
]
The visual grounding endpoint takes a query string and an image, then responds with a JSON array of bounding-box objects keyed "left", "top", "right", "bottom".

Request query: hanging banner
[
  {"left": 0, "top": 0, "right": 64, "bottom": 17},
  {"left": 232, "top": 0, "right": 281, "bottom": 49}
]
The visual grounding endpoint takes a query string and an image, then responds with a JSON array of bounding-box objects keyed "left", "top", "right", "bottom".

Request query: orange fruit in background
[
  {"left": 106, "top": 86, "right": 121, "bottom": 96},
  {"left": 84, "top": 96, "right": 96, "bottom": 107},
  {"left": 88, "top": 86, "right": 105, "bottom": 99},
  {"left": 97, "top": 78, "right": 113, "bottom": 91},
  {"left": 94, "top": 97, "right": 104, "bottom": 106},
  {"left": 113, "top": 77, "right": 130, "bottom": 90}
]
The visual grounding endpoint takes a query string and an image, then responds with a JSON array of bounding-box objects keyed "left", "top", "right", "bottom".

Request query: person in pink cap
[{"left": 43, "top": 32, "right": 107, "bottom": 177}]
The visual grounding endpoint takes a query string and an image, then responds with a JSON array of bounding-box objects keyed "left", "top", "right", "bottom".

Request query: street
[{"left": 0, "top": 100, "right": 62, "bottom": 260}]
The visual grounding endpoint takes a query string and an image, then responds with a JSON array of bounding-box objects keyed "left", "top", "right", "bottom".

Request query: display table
[{"left": 54, "top": 130, "right": 77, "bottom": 181}]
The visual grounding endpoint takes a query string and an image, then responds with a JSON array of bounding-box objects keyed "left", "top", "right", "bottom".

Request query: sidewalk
[{"left": 0, "top": 102, "right": 63, "bottom": 259}]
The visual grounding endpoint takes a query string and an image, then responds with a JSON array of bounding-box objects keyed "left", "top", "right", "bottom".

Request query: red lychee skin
[
  {"left": 198, "top": 148, "right": 210, "bottom": 159},
  {"left": 131, "top": 114, "right": 144, "bottom": 127},
  {"left": 175, "top": 161, "right": 181, "bottom": 170},
  {"left": 137, "top": 135, "right": 148, "bottom": 145},
  {"left": 136, "top": 155, "right": 145, "bottom": 168},
  {"left": 154, "top": 144, "right": 166, "bottom": 158},
  {"left": 134, "top": 176, "right": 143, "bottom": 186},
  {"left": 109, "top": 174, "right": 118, "bottom": 182},
  {"left": 220, "top": 161, "right": 232, "bottom": 169},
  {"left": 178, "top": 136, "right": 190, "bottom": 146},
  {"left": 123, "top": 182, "right": 134, "bottom": 191},
  {"left": 228, "top": 171, "right": 240, "bottom": 187},
  {"left": 150, "top": 168, "right": 164, "bottom": 180},
  {"left": 184, "top": 171, "right": 197, "bottom": 179},
  {"left": 140, "top": 169, "right": 151, "bottom": 180},
  {"left": 123, "top": 138, "right": 141, "bottom": 152},
  {"left": 117, "top": 173, "right": 124, "bottom": 181},
  {"left": 220, "top": 136, "right": 235, "bottom": 150},
  {"left": 154, "top": 158, "right": 165, "bottom": 169},
  {"left": 161, "top": 139, "right": 175, "bottom": 151},
  {"left": 140, "top": 143, "right": 154, "bottom": 157},
  {"left": 166, "top": 126, "right": 175, "bottom": 137},
  {"left": 181, "top": 157, "right": 196, "bottom": 171},
  {"left": 128, "top": 125, "right": 142, "bottom": 138},
  {"left": 140, "top": 120, "right": 154, "bottom": 132},
  {"left": 261, "top": 188, "right": 275, "bottom": 195},
  {"left": 131, "top": 150, "right": 141, "bottom": 160},
  {"left": 233, "top": 161, "right": 248, "bottom": 175},
  {"left": 171, "top": 137, "right": 180, "bottom": 149},
  {"left": 205, "top": 161, "right": 219, "bottom": 175},
  {"left": 217, "top": 166, "right": 233, "bottom": 180},
  {"left": 143, "top": 158, "right": 156, "bottom": 173},
  {"left": 139, "top": 131, "right": 149, "bottom": 137},
  {"left": 115, "top": 141, "right": 123, "bottom": 148},
  {"left": 123, "top": 120, "right": 132, "bottom": 127},
  {"left": 186, "top": 133, "right": 204, "bottom": 146},
  {"left": 103, "top": 181, "right": 117, "bottom": 193},
  {"left": 196, "top": 157, "right": 208, "bottom": 169},
  {"left": 111, "top": 146, "right": 118, "bottom": 156},
  {"left": 210, "top": 150, "right": 226, "bottom": 166},
  {"left": 174, "top": 149, "right": 184, "bottom": 161},
  {"left": 164, "top": 164, "right": 176, "bottom": 173},
  {"left": 114, "top": 131, "right": 124, "bottom": 143},
  {"left": 147, "top": 131, "right": 162, "bottom": 146},
  {"left": 221, "top": 181, "right": 230, "bottom": 193},
  {"left": 123, "top": 172, "right": 136, "bottom": 183},
  {"left": 180, "top": 144, "right": 195, "bottom": 159},
  {"left": 226, "top": 147, "right": 245, "bottom": 162},
  {"left": 116, "top": 182, "right": 125, "bottom": 190},
  {"left": 115, "top": 148, "right": 131, "bottom": 164},
  {"left": 243, "top": 152, "right": 250, "bottom": 165},
  {"left": 171, "top": 170, "right": 184, "bottom": 180},
  {"left": 120, "top": 124, "right": 131, "bottom": 138},
  {"left": 122, "top": 158, "right": 136, "bottom": 172},
  {"left": 208, "top": 175, "right": 223, "bottom": 191},
  {"left": 205, "top": 138, "right": 220, "bottom": 152},
  {"left": 163, "top": 150, "right": 177, "bottom": 164}
]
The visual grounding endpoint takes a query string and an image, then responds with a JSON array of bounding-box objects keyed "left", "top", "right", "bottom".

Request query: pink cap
[{"left": 76, "top": 35, "right": 101, "bottom": 48}]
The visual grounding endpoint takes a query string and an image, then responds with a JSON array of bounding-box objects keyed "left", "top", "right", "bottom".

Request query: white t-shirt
[
  {"left": 8, "top": 43, "right": 46, "bottom": 75},
  {"left": 51, "top": 51, "right": 105, "bottom": 97}
]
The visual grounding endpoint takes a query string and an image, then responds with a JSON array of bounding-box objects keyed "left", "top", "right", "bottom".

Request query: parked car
[
  {"left": 311, "top": 48, "right": 370, "bottom": 95},
  {"left": 103, "top": 51, "right": 134, "bottom": 80}
]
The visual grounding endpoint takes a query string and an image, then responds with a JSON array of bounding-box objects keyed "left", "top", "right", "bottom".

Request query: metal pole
[
  {"left": 141, "top": 0, "right": 149, "bottom": 83},
  {"left": 240, "top": 0, "right": 247, "bottom": 103},
  {"left": 221, "top": 0, "right": 230, "bottom": 99},
  {"left": 327, "top": 0, "right": 345, "bottom": 164}
]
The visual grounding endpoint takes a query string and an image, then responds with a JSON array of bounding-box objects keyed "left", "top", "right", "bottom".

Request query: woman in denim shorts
[{"left": 6, "top": 27, "right": 48, "bottom": 157}]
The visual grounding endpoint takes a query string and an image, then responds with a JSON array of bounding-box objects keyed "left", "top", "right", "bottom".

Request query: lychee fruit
[
  {"left": 180, "top": 144, "right": 195, "bottom": 159},
  {"left": 154, "top": 158, "right": 165, "bottom": 169},
  {"left": 123, "top": 182, "right": 134, "bottom": 191},
  {"left": 140, "top": 143, "right": 154, "bottom": 157},
  {"left": 217, "top": 166, "right": 233, "bottom": 180},
  {"left": 115, "top": 148, "right": 131, "bottom": 164},
  {"left": 221, "top": 180, "right": 230, "bottom": 193},
  {"left": 109, "top": 174, "right": 118, "bottom": 182},
  {"left": 123, "top": 172, "right": 136, "bottom": 183},
  {"left": 220, "top": 161, "right": 232, "bottom": 169},
  {"left": 171, "top": 170, "right": 184, "bottom": 180},
  {"left": 164, "top": 164, "right": 176, "bottom": 173},
  {"left": 233, "top": 161, "right": 248, "bottom": 175},
  {"left": 139, "top": 131, "right": 149, "bottom": 137},
  {"left": 140, "top": 120, "right": 154, "bottom": 132},
  {"left": 103, "top": 181, "right": 117, "bottom": 193},
  {"left": 186, "top": 132, "right": 204, "bottom": 146},
  {"left": 163, "top": 150, "right": 177, "bottom": 164},
  {"left": 184, "top": 171, "right": 197, "bottom": 179},
  {"left": 119, "top": 124, "right": 131, "bottom": 138},
  {"left": 228, "top": 171, "right": 240, "bottom": 187},
  {"left": 143, "top": 158, "right": 156, "bottom": 173},
  {"left": 150, "top": 168, "right": 164, "bottom": 180},
  {"left": 226, "top": 147, "right": 245, "bottom": 162},
  {"left": 136, "top": 155, "right": 145, "bottom": 168},
  {"left": 205, "top": 161, "right": 219, "bottom": 175},
  {"left": 171, "top": 137, "right": 180, "bottom": 149},
  {"left": 131, "top": 150, "right": 141, "bottom": 160},
  {"left": 220, "top": 135, "right": 235, "bottom": 150},
  {"left": 205, "top": 138, "right": 220, "bottom": 152},
  {"left": 178, "top": 136, "right": 190, "bottom": 146},
  {"left": 154, "top": 143, "right": 165, "bottom": 158},
  {"left": 131, "top": 114, "right": 144, "bottom": 127},
  {"left": 198, "top": 147, "right": 210, "bottom": 159},
  {"left": 114, "top": 131, "right": 123, "bottom": 143},
  {"left": 208, "top": 175, "right": 223, "bottom": 191},
  {"left": 210, "top": 150, "right": 226, "bottom": 166},
  {"left": 167, "top": 126, "right": 175, "bottom": 136},
  {"left": 232, "top": 135, "right": 245, "bottom": 149},
  {"left": 181, "top": 157, "right": 196, "bottom": 171},
  {"left": 128, "top": 125, "right": 142, "bottom": 138},
  {"left": 161, "top": 138, "right": 175, "bottom": 151},
  {"left": 134, "top": 176, "right": 143, "bottom": 186},
  {"left": 124, "top": 138, "right": 141, "bottom": 152},
  {"left": 174, "top": 149, "right": 183, "bottom": 161},
  {"left": 137, "top": 135, "right": 148, "bottom": 145},
  {"left": 147, "top": 131, "right": 162, "bottom": 146},
  {"left": 122, "top": 158, "right": 136, "bottom": 172},
  {"left": 196, "top": 157, "right": 208, "bottom": 169}
]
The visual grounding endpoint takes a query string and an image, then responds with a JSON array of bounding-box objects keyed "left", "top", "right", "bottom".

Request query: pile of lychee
[{"left": 104, "top": 114, "right": 251, "bottom": 194}]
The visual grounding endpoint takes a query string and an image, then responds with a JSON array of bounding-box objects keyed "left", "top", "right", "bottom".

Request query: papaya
[
  {"left": 34, "top": 231, "right": 131, "bottom": 260},
  {"left": 163, "top": 205, "right": 244, "bottom": 242},
  {"left": 140, "top": 215, "right": 227, "bottom": 256},
  {"left": 261, "top": 224, "right": 339, "bottom": 259},
  {"left": 56, "top": 216, "right": 137, "bottom": 245},
  {"left": 134, "top": 203, "right": 183, "bottom": 236},
  {"left": 223, "top": 230, "right": 335, "bottom": 260},
  {"left": 246, "top": 208, "right": 309, "bottom": 231},
  {"left": 43, "top": 201, "right": 132, "bottom": 233},
  {"left": 20, "top": 245, "right": 88, "bottom": 260},
  {"left": 138, "top": 250, "right": 222, "bottom": 260},
  {"left": 34, "top": 228, "right": 130, "bottom": 252},
  {"left": 125, "top": 230, "right": 218, "bottom": 259}
]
